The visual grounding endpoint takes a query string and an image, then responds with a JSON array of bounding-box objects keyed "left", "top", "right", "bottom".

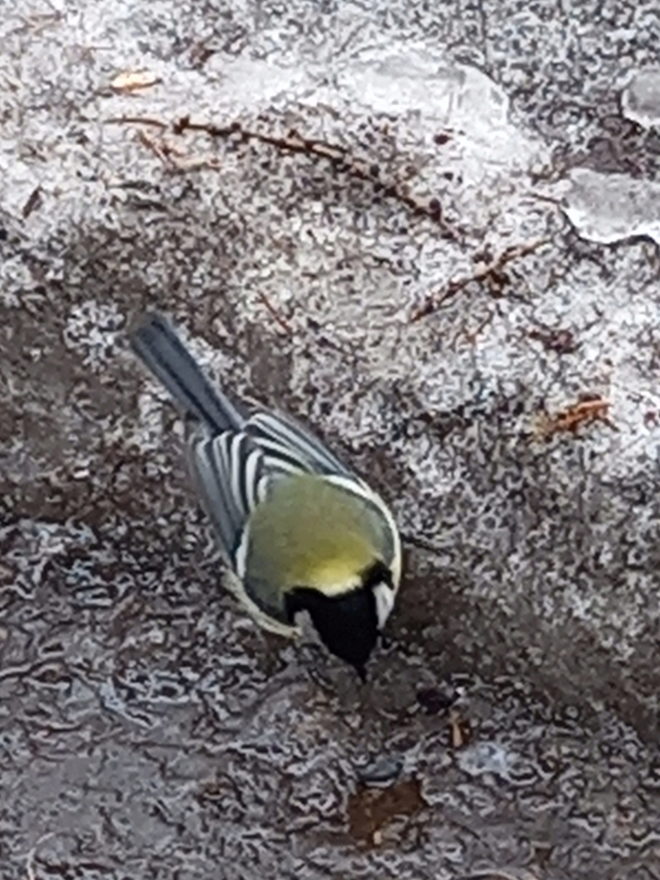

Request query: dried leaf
[
  {"left": 535, "top": 396, "right": 614, "bottom": 439},
  {"left": 347, "top": 778, "right": 424, "bottom": 843},
  {"left": 110, "top": 70, "right": 161, "bottom": 93}
]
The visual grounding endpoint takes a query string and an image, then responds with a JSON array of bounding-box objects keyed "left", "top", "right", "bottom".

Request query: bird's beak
[{"left": 355, "top": 664, "right": 368, "bottom": 683}]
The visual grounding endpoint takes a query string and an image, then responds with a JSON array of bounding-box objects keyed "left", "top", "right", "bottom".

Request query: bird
[{"left": 129, "top": 312, "right": 401, "bottom": 679}]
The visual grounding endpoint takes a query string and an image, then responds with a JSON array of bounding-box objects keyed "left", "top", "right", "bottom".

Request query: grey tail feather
[{"left": 129, "top": 312, "right": 245, "bottom": 433}]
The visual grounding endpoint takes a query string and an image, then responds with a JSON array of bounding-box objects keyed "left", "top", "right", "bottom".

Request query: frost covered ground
[{"left": 1, "top": 1, "right": 659, "bottom": 878}]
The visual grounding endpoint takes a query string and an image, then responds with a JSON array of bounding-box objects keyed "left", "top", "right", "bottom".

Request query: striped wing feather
[{"left": 186, "top": 409, "right": 356, "bottom": 564}]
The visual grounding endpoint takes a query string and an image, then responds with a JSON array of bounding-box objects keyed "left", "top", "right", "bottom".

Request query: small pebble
[
  {"left": 356, "top": 755, "right": 404, "bottom": 787},
  {"left": 416, "top": 686, "right": 456, "bottom": 714}
]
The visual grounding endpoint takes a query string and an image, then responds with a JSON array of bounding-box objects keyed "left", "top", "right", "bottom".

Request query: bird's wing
[
  {"left": 186, "top": 424, "right": 269, "bottom": 562},
  {"left": 186, "top": 409, "right": 359, "bottom": 571},
  {"left": 245, "top": 410, "right": 357, "bottom": 478},
  {"left": 185, "top": 412, "right": 330, "bottom": 566}
]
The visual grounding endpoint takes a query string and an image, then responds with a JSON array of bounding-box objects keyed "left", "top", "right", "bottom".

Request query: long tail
[{"left": 130, "top": 312, "right": 245, "bottom": 432}]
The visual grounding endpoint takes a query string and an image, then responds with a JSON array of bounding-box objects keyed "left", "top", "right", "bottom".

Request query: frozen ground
[{"left": 1, "top": 1, "right": 659, "bottom": 878}]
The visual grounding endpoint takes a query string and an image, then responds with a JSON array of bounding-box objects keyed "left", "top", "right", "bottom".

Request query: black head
[{"left": 286, "top": 586, "right": 379, "bottom": 680}]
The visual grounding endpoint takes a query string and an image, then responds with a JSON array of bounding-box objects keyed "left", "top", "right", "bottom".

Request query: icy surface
[
  {"left": 563, "top": 168, "right": 660, "bottom": 245},
  {"left": 621, "top": 67, "right": 660, "bottom": 129},
  {"left": 2, "top": 0, "right": 660, "bottom": 878}
]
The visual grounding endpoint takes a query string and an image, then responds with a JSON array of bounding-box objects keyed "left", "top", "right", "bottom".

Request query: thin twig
[
  {"left": 410, "top": 238, "right": 552, "bottom": 322},
  {"left": 135, "top": 128, "right": 223, "bottom": 173},
  {"left": 136, "top": 129, "right": 175, "bottom": 167},
  {"left": 255, "top": 291, "right": 293, "bottom": 334},
  {"left": 106, "top": 115, "right": 168, "bottom": 128},
  {"left": 107, "top": 114, "right": 461, "bottom": 240}
]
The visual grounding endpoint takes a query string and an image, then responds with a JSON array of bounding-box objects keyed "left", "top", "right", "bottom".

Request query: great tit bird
[{"left": 130, "top": 313, "right": 401, "bottom": 678}]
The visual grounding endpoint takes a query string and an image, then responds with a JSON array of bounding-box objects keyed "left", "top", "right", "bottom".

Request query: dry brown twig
[
  {"left": 135, "top": 129, "right": 175, "bottom": 167},
  {"left": 135, "top": 127, "right": 223, "bottom": 172},
  {"left": 135, "top": 128, "right": 222, "bottom": 172},
  {"left": 535, "top": 395, "right": 616, "bottom": 440},
  {"left": 107, "top": 114, "right": 461, "bottom": 239},
  {"left": 410, "top": 238, "right": 552, "bottom": 322},
  {"left": 255, "top": 291, "right": 293, "bottom": 335},
  {"left": 108, "top": 115, "right": 167, "bottom": 128},
  {"left": 110, "top": 114, "right": 552, "bottom": 328}
]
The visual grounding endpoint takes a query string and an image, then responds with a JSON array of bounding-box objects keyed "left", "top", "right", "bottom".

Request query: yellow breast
[{"left": 247, "top": 473, "right": 380, "bottom": 594}]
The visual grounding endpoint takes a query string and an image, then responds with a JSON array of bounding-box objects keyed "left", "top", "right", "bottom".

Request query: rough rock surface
[{"left": 1, "top": 1, "right": 659, "bottom": 878}]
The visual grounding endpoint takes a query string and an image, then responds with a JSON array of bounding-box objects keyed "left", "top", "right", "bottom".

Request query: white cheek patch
[{"left": 373, "top": 582, "right": 396, "bottom": 629}]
